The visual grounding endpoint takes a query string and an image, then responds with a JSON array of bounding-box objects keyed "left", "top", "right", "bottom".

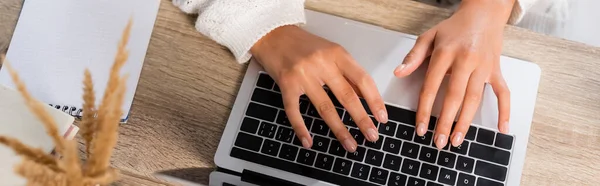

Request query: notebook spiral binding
[{"left": 48, "top": 104, "right": 83, "bottom": 119}]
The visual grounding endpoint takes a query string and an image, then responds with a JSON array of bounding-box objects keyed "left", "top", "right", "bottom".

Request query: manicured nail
[
  {"left": 500, "top": 121, "right": 509, "bottom": 133},
  {"left": 416, "top": 122, "right": 427, "bottom": 136},
  {"left": 436, "top": 134, "right": 447, "bottom": 149},
  {"left": 394, "top": 64, "right": 406, "bottom": 73},
  {"left": 301, "top": 137, "right": 310, "bottom": 149},
  {"left": 342, "top": 139, "right": 357, "bottom": 152},
  {"left": 378, "top": 110, "right": 388, "bottom": 123},
  {"left": 366, "top": 128, "right": 379, "bottom": 141},
  {"left": 452, "top": 132, "right": 463, "bottom": 147}
]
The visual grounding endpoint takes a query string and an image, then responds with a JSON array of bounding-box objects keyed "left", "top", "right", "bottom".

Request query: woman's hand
[
  {"left": 251, "top": 25, "right": 388, "bottom": 152},
  {"left": 394, "top": 0, "right": 515, "bottom": 149}
]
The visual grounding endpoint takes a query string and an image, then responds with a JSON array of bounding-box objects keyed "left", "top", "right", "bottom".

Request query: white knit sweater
[{"left": 172, "top": 0, "right": 544, "bottom": 63}]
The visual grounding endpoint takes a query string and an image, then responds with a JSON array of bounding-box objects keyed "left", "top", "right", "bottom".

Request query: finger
[
  {"left": 415, "top": 49, "right": 454, "bottom": 137},
  {"left": 491, "top": 70, "right": 511, "bottom": 134},
  {"left": 282, "top": 89, "right": 312, "bottom": 149},
  {"left": 305, "top": 82, "right": 357, "bottom": 152},
  {"left": 394, "top": 30, "right": 436, "bottom": 77},
  {"left": 451, "top": 68, "right": 487, "bottom": 147},
  {"left": 326, "top": 75, "right": 379, "bottom": 142},
  {"left": 434, "top": 64, "right": 472, "bottom": 149},
  {"left": 338, "top": 55, "right": 388, "bottom": 124}
]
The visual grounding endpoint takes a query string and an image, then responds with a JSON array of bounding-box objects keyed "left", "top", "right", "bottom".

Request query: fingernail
[
  {"left": 342, "top": 139, "right": 357, "bottom": 152},
  {"left": 367, "top": 128, "right": 379, "bottom": 141},
  {"left": 394, "top": 64, "right": 406, "bottom": 73},
  {"left": 452, "top": 132, "right": 463, "bottom": 147},
  {"left": 378, "top": 110, "right": 388, "bottom": 123},
  {"left": 301, "top": 137, "right": 310, "bottom": 149},
  {"left": 416, "top": 122, "right": 427, "bottom": 136},
  {"left": 501, "top": 121, "right": 509, "bottom": 133},
  {"left": 436, "top": 134, "right": 447, "bottom": 149}
]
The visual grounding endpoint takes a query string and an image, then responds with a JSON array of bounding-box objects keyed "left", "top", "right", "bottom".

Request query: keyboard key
[
  {"left": 261, "top": 139, "right": 281, "bottom": 156},
  {"left": 251, "top": 88, "right": 283, "bottom": 108},
  {"left": 418, "top": 146, "right": 438, "bottom": 164},
  {"left": 273, "top": 84, "right": 280, "bottom": 92},
  {"left": 365, "top": 135, "right": 383, "bottom": 149},
  {"left": 328, "top": 140, "right": 346, "bottom": 157},
  {"left": 383, "top": 137, "right": 402, "bottom": 154},
  {"left": 240, "top": 117, "right": 260, "bottom": 134},
  {"left": 370, "top": 167, "right": 389, "bottom": 185},
  {"left": 349, "top": 128, "right": 365, "bottom": 145},
  {"left": 275, "top": 110, "right": 291, "bottom": 126},
  {"left": 419, "top": 163, "right": 438, "bottom": 181},
  {"left": 346, "top": 146, "right": 366, "bottom": 162},
  {"left": 312, "top": 135, "right": 331, "bottom": 153},
  {"left": 311, "top": 119, "right": 330, "bottom": 136},
  {"left": 307, "top": 104, "right": 320, "bottom": 118},
  {"left": 495, "top": 133, "right": 514, "bottom": 150},
  {"left": 314, "top": 153, "right": 335, "bottom": 171},
  {"left": 476, "top": 128, "right": 495, "bottom": 145},
  {"left": 293, "top": 134, "right": 311, "bottom": 147},
  {"left": 438, "top": 168, "right": 457, "bottom": 185},
  {"left": 437, "top": 151, "right": 456, "bottom": 168},
  {"left": 475, "top": 160, "right": 508, "bottom": 182},
  {"left": 385, "top": 104, "right": 416, "bottom": 125},
  {"left": 332, "top": 158, "right": 352, "bottom": 175},
  {"left": 299, "top": 99, "right": 310, "bottom": 114},
  {"left": 456, "top": 156, "right": 475, "bottom": 173},
  {"left": 297, "top": 149, "right": 317, "bottom": 166},
  {"left": 275, "top": 126, "right": 294, "bottom": 143},
  {"left": 256, "top": 73, "right": 275, "bottom": 89},
  {"left": 336, "top": 108, "right": 344, "bottom": 118},
  {"left": 414, "top": 131, "right": 433, "bottom": 145},
  {"left": 396, "top": 124, "right": 415, "bottom": 140},
  {"left": 234, "top": 132, "right": 262, "bottom": 152},
  {"left": 401, "top": 141, "right": 420, "bottom": 159},
  {"left": 246, "top": 102, "right": 278, "bottom": 122},
  {"left": 407, "top": 177, "right": 426, "bottom": 186},
  {"left": 230, "top": 147, "right": 378, "bottom": 186},
  {"left": 456, "top": 173, "right": 475, "bottom": 186},
  {"left": 379, "top": 121, "right": 397, "bottom": 136},
  {"left": 370, "top": 116, "right": 379, "bottom": 128},
  {"left": 258, "top": 122, "right": 277, "bottom": 138},
  {"left": 427, "top": 116, "right": 437, "bottom": 130},
  {"left": 351, "top": 162, "right": 371, "bottom": 180},
  {"left": 388, "top": 172, "right": 407, "bottom": 186},
  {"left": 401, "top": 159, "right": 421, "bottom": 176},
  {"left": 450, "top": 140, "right": 469, "bottom": 155},
  {"left": 465, "top": 126, "right": 477, "bottom": 140},
  {"left": 427, "top": 182, "right": 442, "bottom": 186},
  {"left": 302, "top": 116, "right": 313, "bottom": 130},
  {"left": 383, "top": 154, "right": 402, "bottom": 171},
  {"left": 278, "top": 144, "right": 298, "bottom": 161},
  {"left": 365, "top": 149, "right": 384, "bottom": 166},
  {"left": 469, "top": 143, "right": 511, "bottom": 165},
  {"left": 477, "top": 177, "right": 504, "bottom": 186},
  {"left": 342, "top": 112, "right": 358, "bottom": 127}
]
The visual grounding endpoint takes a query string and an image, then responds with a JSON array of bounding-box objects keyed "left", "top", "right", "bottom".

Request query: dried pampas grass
[{"left": 0, "top": 18, "right": 132, "bottom": 186}]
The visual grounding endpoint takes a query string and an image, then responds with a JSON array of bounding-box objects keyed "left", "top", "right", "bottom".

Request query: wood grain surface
[{"left": 1, "top": 0, "right": 599, "bottom": 185}]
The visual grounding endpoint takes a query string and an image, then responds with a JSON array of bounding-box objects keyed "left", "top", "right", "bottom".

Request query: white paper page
[
  {"left": 0, "top": 0, "right": 161, "bottom": 121},
  {"left": 0, "top": 85, "right": 75, "bottom": 185}
]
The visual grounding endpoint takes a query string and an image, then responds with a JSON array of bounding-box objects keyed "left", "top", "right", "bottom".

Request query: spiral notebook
[{"left": 0, "top": 0, "right": 161, "bottom": 123}]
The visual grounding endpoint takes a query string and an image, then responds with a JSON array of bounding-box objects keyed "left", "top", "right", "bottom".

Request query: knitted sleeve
[
  {"left": 172, "top": 0, "right": 306, "bottom": 63},
  {"left": 508, "top": 0, "right": 540, "bottom": 24}
]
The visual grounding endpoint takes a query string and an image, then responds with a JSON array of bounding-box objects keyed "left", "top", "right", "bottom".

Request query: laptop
[{"left": 209, "top": 10, "right": 541, "bottom": 186}]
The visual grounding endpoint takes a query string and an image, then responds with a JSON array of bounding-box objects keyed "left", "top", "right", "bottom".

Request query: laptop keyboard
[{"left": 230, "top": 72, "right": 514, "bottom": 186}]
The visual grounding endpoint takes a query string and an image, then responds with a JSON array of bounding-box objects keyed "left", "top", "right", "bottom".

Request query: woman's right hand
[{"left": 250, "top": 25, "right": 388, "bottom": 152}]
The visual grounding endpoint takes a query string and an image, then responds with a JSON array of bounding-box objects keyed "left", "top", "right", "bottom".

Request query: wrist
[{"left": 457, "top": 0, "right": 516, "bottom": 25}]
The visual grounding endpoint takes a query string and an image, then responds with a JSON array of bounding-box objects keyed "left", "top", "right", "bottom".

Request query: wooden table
[{"left": 2, "top": 0, "right": 600, "bottom": 185}]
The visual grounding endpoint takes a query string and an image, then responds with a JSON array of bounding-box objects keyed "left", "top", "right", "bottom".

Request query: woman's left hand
[{"left": 394, "top": 0, "right": 516, "bottom": 149}]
